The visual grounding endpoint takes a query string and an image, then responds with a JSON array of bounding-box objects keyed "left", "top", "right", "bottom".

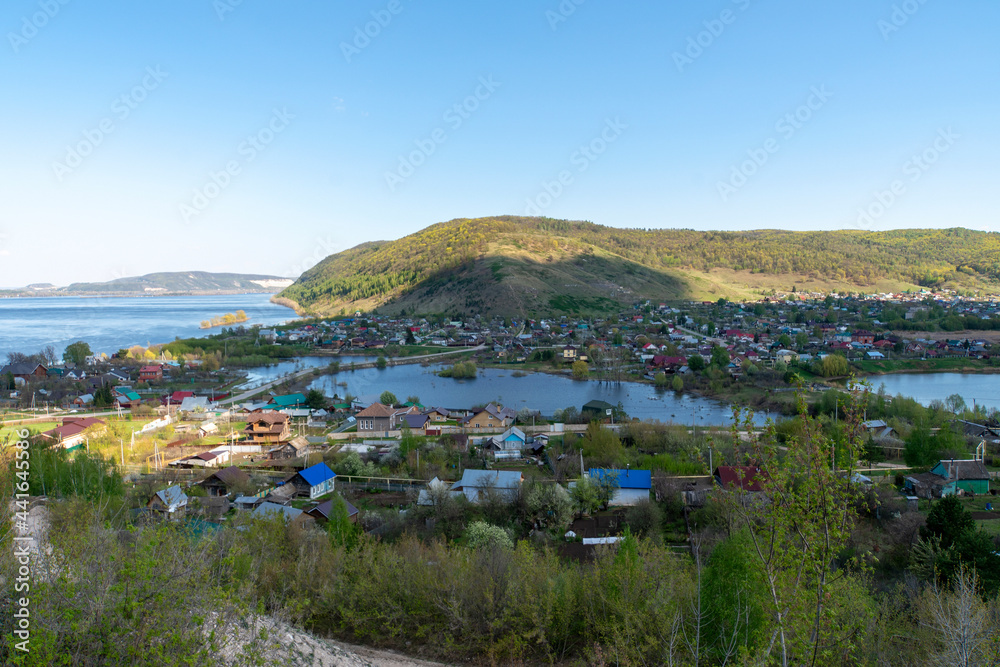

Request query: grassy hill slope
[{"left": 278, "top": 217, "right": 1000, "bottom": 317}]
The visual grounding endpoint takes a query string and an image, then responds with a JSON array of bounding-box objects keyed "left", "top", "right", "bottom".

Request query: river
[{"left": 0, "top": 294, "right": 296, "bottom": 358}]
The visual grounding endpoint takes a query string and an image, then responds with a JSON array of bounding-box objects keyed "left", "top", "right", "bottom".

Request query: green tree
[
  {"left": 671, "top": 375, "right": 684, "bottom": 392},
  {"left": 379, "top": 390, "right": 398, "bottom": 406},
  {"left": 654, "top": 372, "right": 668, "bottom": 388},
  {"left": 405, "top": 329, "right": 416, "bottom": 345},
  {"left": 702, "top": 529, "right": 768, "bottom": 662},
  {"left": 904, "top": 423, "right": 939, "bottom": 467},
  {"left": 326, "top": 495, "right": 358, "bottom": 548},
  {"left": 710, "top": 345, "right": 730, "bottom": 368},
  {"left": 63, "top": 341, "right": 92, "bottom": 366},
  {"left": 922, "top": 496, "right": 975, "bottom": 549},
  {"left": 375, "top": 355, "right": 387, "bottom": 370},
  {"left": 688, "top": 355, "right": 705, "bottom": 372},
  {"left": 465, "top": 521, "right": 513, "bottom": 550},
  {"left": 305, "top": 389, "right": 327, "bottom": 411},
  {"left": 571, "top": 360, "right": 590, "bottom": 380}
]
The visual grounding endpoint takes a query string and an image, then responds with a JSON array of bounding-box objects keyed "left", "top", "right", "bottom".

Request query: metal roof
[
  {"left": 297, "top": 462, "right": 337, "bottom": 487},
  {"left": 590, "top": 468, "right": 652, "bottom": 490}
]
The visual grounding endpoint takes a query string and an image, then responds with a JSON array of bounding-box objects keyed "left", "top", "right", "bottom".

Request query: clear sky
[{"left": 1, "top": 0, "right": 997, "bottom": 287}]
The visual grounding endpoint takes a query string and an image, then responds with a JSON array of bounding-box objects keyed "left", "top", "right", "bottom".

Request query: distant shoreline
[{"left": 0, "top": 290, "right": 286, "bottom": 299}]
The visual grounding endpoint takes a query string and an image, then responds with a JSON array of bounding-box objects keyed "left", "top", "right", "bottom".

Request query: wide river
[
  {"left": 868, "top": 373, "right": 1000, "bottom": 413},
  {"left": 0, "top": 293, "right": 297, "bottom": 358}
]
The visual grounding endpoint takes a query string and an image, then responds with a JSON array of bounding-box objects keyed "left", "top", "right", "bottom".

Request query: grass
[
  {"left": 853, "top": 357, "right": 994, "bottom": 374},
  {"left": 1, "top": 422, "right": 58, "bottom": 439}
]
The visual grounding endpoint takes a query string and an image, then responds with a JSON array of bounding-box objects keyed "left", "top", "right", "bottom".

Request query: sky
[{"left": 1, "top": 0, "right": 997, "bottom": 287}]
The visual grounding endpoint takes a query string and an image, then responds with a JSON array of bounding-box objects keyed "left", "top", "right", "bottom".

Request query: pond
[{"left": 307, "top": 363, "right": 776, "bottom": 426}]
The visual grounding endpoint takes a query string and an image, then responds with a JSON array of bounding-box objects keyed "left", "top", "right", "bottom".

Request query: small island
[{"left": 200, "top": 310, "right": 248, "bottom": 329}]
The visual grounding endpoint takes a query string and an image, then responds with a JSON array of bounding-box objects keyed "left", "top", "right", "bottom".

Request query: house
[
  {"left": 179, "top": 396, "right": 213, "bottom": 413},
  {"left": 485, "top": 426, "right": 527, "bottom": 457},
  {"left": 305, "top": 495, "right": 360, "bottom": 524},
  {"left": 73, "top": 394, "right": 94, "bottom": 407},
  {"left": 401, "top": 414, "right": 430, "bottom": 432},
  {"left": 269, "top": 393, "right": 307, "bottom": 409},
  {"left": 450, "top": 469, "right": 523, "bottom": 503},
  {"left": 588, "top": 468, "right": 652, "bottom": 506},
  {"left": 172, "top": 449, "right": 232, "bottom": 468},
  {"left": 243, "top": 412, "right": 290, "bottom": 445},
  {"left": 198, "top": 422, "right": 219, "bottom": 438},
  {"left": 461, "top": 403, "right": 516, "bottom": 429},
  {"left": 139, "top": 365, "right": 163, "bottom": 382},
  {"left": 355, "top": 402, "right": 394, "bottom": 434},
  {"left": 0, "top": 363, "right": 47, "bottom": 382},
  {"left": 581, "top": 400, "right": 615, "bottom": 421},
  {"left": 267, "top": 435, "right": 311, "bottom": 460},
  {"left": 38, "top": 417, "right": 105, "bottom": 450},
  {"left": 714, "top": 465, "right": 768, "bottom": 492},
  {"left": 198, "top": 465, "right": 251, "bottom": 497},
  {"left": 862, "top": 420, "right": 897, "bottom": 442},
  {"left": 424, "top": 407, "right": 452, "bottom": 422},
  {"left": 562, "top": 344, "right": 579, "bottom": 360},
  {"left": 852, "top": 331, "right": 876, "bottom": 346},
  {"left": 114, "top": 389, "right": 142, "bottom": 408},
  {"left": 252, "top": 501, "right": 314, "bottom": 527},
  {"left": 146, "top": 485, "right": 188, "bottom": 519},
  {"left": 288, "top": 462, "right": 337, "bottom": 499},
  {"left": 921, "top": 459, "right": 990, "bottom": 497}
]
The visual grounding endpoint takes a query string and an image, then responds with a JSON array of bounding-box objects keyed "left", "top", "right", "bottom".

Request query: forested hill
[
  {"left": 277, "top": 217, "right": 1000, "bottom": 317},
  {"left": 62, "top": 272, "right": 293, "bottom": 294}
]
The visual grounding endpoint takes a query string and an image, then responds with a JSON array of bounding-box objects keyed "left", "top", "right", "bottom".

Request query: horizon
[
  {"left": 2, "top": 2, "right": 997, "bottom": 286},
  {"left": 5, "top": 221, "right": 999, "bottom": 290}
]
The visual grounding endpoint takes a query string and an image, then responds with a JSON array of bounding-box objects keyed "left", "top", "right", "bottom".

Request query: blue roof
[
  {"left": 298, "top": 462, "right": 336, "bottom": 487},
  {"left": 590, "top": 468, "right": 652, "bottom": 490}
]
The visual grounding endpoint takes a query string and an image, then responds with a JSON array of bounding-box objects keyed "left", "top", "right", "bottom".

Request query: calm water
[
  {"left": 308, "top": 363, "right": 774, "bottom": 426},
  {"left": 238, "top": 355, "right": 382, "bottom": 389},
  {"left": 0, "top": 294, "right": 296, "bottom": 358},
  {"left": 870, "top": 373, "right": 1000, "bottom": 412}
]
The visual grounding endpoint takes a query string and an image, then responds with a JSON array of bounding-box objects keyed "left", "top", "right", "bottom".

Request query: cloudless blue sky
[{"left": 1, "top": 0, "right": 997, "bottom": 286}]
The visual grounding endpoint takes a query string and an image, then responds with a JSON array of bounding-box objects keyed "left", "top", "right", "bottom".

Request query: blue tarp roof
[
  {"left": 590, "top": 468, "right": 652, "bottom": 490},
  {"left": 298, "top": 462, "right": 337, "bottom": 487}
]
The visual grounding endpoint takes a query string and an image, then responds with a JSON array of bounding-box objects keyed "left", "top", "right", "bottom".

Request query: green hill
[{"left": 277, "top": 217, "right": 1000, "bottom": 317}]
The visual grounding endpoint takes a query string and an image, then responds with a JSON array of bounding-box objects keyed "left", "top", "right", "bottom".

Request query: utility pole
[{"left": 120, "top": 438, "right": 125, "bottom": 467}]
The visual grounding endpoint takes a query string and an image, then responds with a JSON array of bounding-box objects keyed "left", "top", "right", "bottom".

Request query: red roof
[
  {"left": 714, "top": 466, "right": 768, "bottom": 492},
  {"left": 140, "top": 365, "right": 162, "bottom": 373}
]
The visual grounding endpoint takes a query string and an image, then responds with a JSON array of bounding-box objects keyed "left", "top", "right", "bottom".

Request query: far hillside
[{"left": 278, "top": 217, "right": 1000, "bottom": 317}]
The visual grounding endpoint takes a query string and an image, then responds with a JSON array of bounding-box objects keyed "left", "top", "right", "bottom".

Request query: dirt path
[{"left": 327, "top": 641, "right": 457, "bottom": 667}]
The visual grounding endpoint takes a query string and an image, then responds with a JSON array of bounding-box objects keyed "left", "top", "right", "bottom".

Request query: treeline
[{"left": 280, "top": 216, "right": 1000, "bottom": 312}]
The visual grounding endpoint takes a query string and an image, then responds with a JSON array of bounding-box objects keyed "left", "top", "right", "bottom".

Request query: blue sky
[{"left": 1, "top": 0, "right": 997, "bottom": 286}]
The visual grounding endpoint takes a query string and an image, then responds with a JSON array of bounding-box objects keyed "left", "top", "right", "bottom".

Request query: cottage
[
  {"left": 147, "top": 485, "right": 188, "bottom": 519},
  {"left": 198, "top": 465, "right": 251, "bottom": 497},
  {"left": 460, "top": 403, "right": 516, "bottom": 429},
  {"left": 905, "top": 459, "right": 991, "bottom": 498},
  {"left": 139, "top": 365, "right": 164, "bottom": 382},
  {"left": 38, "top": 417, "right": 106, "bottom": 450},
  {"left": 588, "top": 468, "right": 652, "bottom": 506},
  {"left": 266, "top": 435, "right": 309, "bottom": 460},
  {"left": 0, "top": 363, "right": 47, "bottom": 382},
  {"left": 450, "top": 469, "right": 523, "bottom": 503},
  {"left": 269, "top": 393, "right": 307, "bottom": 409},
  {"left": 485, "top": 426, "right": 527, "bottom": 458},
  {"left": 243, "top": 412, "right": 290, "bottom": 445},
  {"left": 288, "top": 462, "right": 337, "bottom": 499},
  {"left": 305, "top": 496, "right": 359, "bottom": 524}
]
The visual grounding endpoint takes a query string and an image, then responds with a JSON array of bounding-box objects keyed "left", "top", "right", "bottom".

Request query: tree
[
  {"left": 405, "top": 329, "right": 416, "bottom": 345},
  {"left": 465, "top": 521, "right": 513, "bottom": 550},
  {"left": 816, "top": 354, "right": 849, "bottom": 377},
  {"left": 63, "top": 341, "right": 92, "bottom": 366},
  {"left": 922, "top": 496, "right": 975, "bottom": 550},
  {"left": 671, "top": 375, "right": 684, "bottom": 392},
  {"left": 570, "top": 476, "right": 602, "bottom": 516},
  {"left": 305, "top": 389, "right": 327, "bottom": 411},
  {"left": 571, "top": 360, "right": 589, "bottom": 380},
  {"left": 654, "top": 372, "right": 668, "bottom": 388},
  {"left": 379, "top": 391, "right": 397, "bottom": 406},
  {"left": 904, "top": 423, "right": 940, "bottom": 467},
  {"left": 710, "top": 345, "right": 730, "bottom": 368},
  {"left": 718, "top": 388, "right": 871, "bottom": 666},
  {"left": 688, "top": 355, "right": 705, "bottom": 372},
  {"left": 405, "top": 395, "right": 420, "bottom": 406},
  {"left": 375, "top": 356, "right": 387, "bottom": 370}
]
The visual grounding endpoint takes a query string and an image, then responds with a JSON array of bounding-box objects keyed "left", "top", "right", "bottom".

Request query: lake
[
  {"left": 867, "top": 373, "right": 1000, "bottom": 412},
  {"left": 308, "top": 363, "right": 774, "bottom": 426},
  {"left": 0, "top": 294, "right": 297, "bottom": 359}
]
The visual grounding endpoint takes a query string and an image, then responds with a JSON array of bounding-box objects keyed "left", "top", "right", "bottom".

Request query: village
[{"left": 4, "top": 289, "right": 1000, "bottom": 563}]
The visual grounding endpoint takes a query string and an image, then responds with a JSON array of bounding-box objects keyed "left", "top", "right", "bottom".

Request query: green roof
[{"left": 270, "top": 393, "right": 306, "bottom": 407}]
